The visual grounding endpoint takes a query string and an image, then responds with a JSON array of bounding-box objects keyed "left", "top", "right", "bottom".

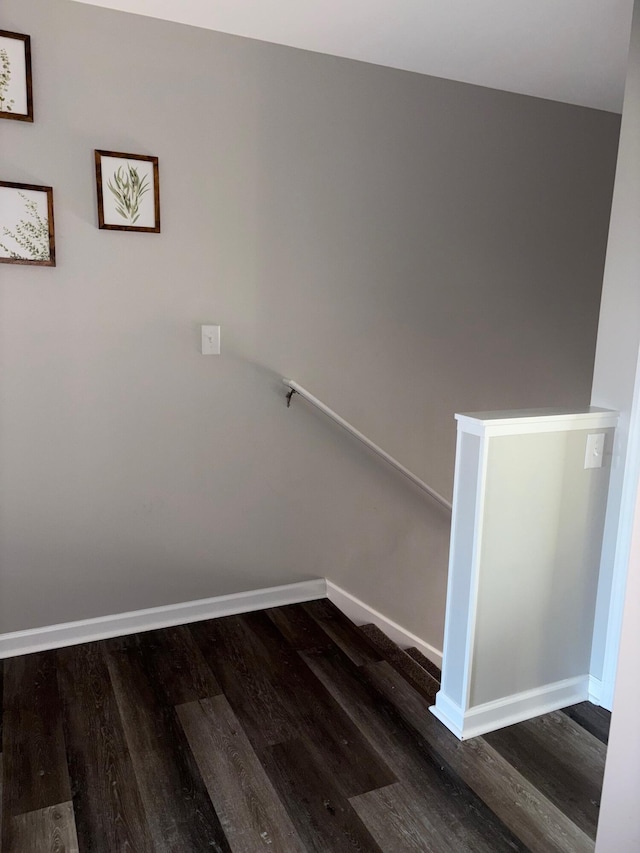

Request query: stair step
[
  {"left": 358, "top": 623, "right": 440, "bottom": 705},
  {"left": 405, "top": 646, "right": 441, "bottom": 685},
  {"left": 302, "top": 599, "right": 385, "bottom": 666}
]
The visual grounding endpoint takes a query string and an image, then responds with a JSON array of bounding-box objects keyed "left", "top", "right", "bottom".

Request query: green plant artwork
[
  {"left": 0, "top": 192, "right": 50, "bottom": 260},
  {"left": 107, "top": 163, "right": 150, "bottom": 225},
  {"left": 0, "top": 47, "right": 15, "bottom": 113}
]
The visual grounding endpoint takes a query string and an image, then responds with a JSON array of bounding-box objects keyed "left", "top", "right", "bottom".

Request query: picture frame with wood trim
[
  {"left": 0, "top": 30, "right": 33, "bottom": 122},
  {"left": 0, "top": 180, "right": 55, "bottom": 266},
  {"left": 95, "top": 150, "right": 160, "bottom": 233}
]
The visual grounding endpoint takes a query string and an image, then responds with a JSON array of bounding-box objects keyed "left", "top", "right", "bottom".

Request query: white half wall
[
  {"left": 590, "top": 0, "right": 640, "bottom": 709},
  {"left": 596, "top": 378, "right": 640, "bottom": 851},
  {"left": 595, "top": 4, "right": 640, "bottom": 847},
  {"left": 434, "top": 408, "right": 615, "bottom": 739}
]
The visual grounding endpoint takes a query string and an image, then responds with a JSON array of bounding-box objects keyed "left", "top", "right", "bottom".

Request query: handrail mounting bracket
[{"left": 286, "top": 388, "right": 297, "bottom": 408}]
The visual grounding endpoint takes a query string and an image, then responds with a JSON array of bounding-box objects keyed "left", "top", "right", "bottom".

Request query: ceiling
[{"left": 72, "top": 0, "right": 634, "bottom": 112}]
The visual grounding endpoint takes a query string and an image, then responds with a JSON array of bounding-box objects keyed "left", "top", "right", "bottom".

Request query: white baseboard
[
  {"left": 326, "top": 580, "right": 443, "bottom": 668},
  {"left": 0, "top": 579, "right": 327, "bottom": 659},
  {"left": 431, "top": 674, "right": 590, "bottom": 740},
  {"left": 588, "top": 675, "right": 604, "bottom": 706},
  {"left": 430, "top": 692, "right": 466, "bottom": 738}
]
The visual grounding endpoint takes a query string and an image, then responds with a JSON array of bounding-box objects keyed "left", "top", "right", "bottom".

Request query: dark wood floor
[{"left": 0, "top": 599, "right": 609, "bottom": 852}]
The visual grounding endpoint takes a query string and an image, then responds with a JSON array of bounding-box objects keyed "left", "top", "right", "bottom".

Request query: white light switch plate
[
  {"left": 585, "top": 433, "right": 605, "bottom": 469},
  {"left": 201, "top": 325, "right": 220, "bottom": 355}
]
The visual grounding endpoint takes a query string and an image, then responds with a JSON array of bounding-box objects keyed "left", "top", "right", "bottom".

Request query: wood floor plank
[
  {"left": 485, "top": 710, "right": 606, "bottom": 839},
  {"left": 6, "top": 801, "right": 78, "bottom": 853},
  {"left": 193, "top": 611, "right": 395, "bottom": 800},
  {"left": 350, "top": 782, "right": 455, "bottom": 852},
  {"left": 56, "top": 643, "right": 154, "bottom": 853},
  {"left": 177, "top": 696, "right": 306, "bottom": 853},
  {"left": 302, "top": 647, "right": 527, "bottom": 853},
  {"left": 135, "top": 624, "right": 223, "bottom": 705},
  {"left": 2, "top": 652, "right": 71, "bottom": 819},
  {"left": 266, "top": 603, "right": 337, "bottom": 652},
  {"left": 562, "top": 702, "right": 611, "bottom": 746},
  {"left": 190, "top": 615, "right": 300, "bottom": 750},
  {"left": 105, "top": 640, "right": 232, "bottom": 853},
  {"left": 239, "top": 610, "right": 396, "bottom": 798},
  {"left": 302, "top": 599, "right": 384, "bottom": 666},
  {"left": 358, "top": 624, "right": 440, "bottom": 704},
  {"left": 365, "top": 660, "right": 596, "bottom": 853},
  {"left": 261, "top": 736, "right": 383, "bottom": 853}
]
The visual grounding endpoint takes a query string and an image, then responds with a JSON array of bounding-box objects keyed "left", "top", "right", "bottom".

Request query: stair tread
[
  {"left": 302, "top": 600, "right": 385, "bottom": 666},
  {"left": 405, "top": 646, "right": 441, "bottom": 684},
  {"left": 358, "top": 623, "right": 440, "bottom": 705}
]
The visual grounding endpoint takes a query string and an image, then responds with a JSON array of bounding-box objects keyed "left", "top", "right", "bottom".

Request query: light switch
[
  {"left": 584, "top": 433, "right": 605, "bottom": 469},
  {"left": 201, "top": 325, "right": 220, "bottom": 355}
]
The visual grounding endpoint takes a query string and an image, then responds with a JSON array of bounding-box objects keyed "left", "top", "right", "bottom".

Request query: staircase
[
  {"left": 301, "top": 597, "right": 607, "bottom": 852},
  {"left": 357, "top": 623, "right": 441, "bottom": 705},
  {"left": 294, "top": 597, "right": 441, "bottom": 698}
]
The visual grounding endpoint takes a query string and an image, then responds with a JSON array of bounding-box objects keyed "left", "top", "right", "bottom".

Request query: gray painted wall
[{"left": 0, "top": 0, "right": 619, "bottom": 647}]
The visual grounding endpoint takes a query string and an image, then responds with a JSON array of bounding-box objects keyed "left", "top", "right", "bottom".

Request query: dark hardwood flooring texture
[{"left": 0, "top": 599, "right": 610, "bottom": 852}]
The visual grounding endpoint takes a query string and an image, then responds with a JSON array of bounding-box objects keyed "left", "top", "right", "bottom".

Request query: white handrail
[{"left": 283, "top": 379, "right": 452, "bottom": 513}]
